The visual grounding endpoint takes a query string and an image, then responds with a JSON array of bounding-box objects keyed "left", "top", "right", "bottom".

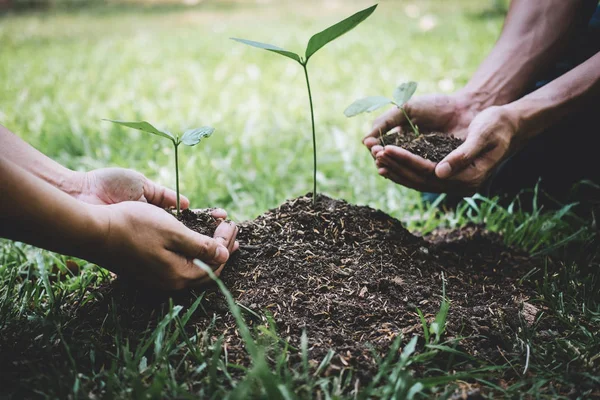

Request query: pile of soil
[
  {"left": 0, "top": 195, "right": 541, "bottom": 394},
  {"left": 379, "top": 128, "right": 463, "bottom": 163},
  {"left": 207, "top": 195, "right": 536, "bottom": 367}
]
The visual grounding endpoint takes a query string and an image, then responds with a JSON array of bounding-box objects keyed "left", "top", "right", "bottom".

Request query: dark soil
[
  {"left": 0, "top": 195, "right": 542, "bottom": 395},
  {"left": 378, "top": 128, "right": 463, "bottom": 163},
  {"left": 177, "top": 208, "right": 221, "bottom": 236}
]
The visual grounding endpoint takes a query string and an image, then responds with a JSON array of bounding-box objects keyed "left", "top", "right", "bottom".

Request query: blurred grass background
[{"left": 0, "top": 0, "right": 505, "bottom": 224}]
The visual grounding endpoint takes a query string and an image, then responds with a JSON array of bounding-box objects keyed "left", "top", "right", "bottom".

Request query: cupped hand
[
  {"left": 94, "top": 201, "right": 238, "bottom": 290},
  {"left": 363, "top": 93, "right": 478, "bottom": 152},
  {"left": 74, "top": 167, "right": 190, "bottom": 210},
  {"left": 376, "top": 106, "right": 518, "bottom": 195}
]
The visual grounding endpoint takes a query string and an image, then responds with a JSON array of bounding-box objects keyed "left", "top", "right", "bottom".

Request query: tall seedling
[
  {"left": 232, "top": 4, "right": 378, "bottom": 205},
  {"left": 345, "top": 81, "right": 420, "bottom": 136},
  {"left": 104, "top": 119, "right": 214, "bottom": 216}
]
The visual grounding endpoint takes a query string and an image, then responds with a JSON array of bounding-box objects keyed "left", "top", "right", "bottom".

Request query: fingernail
[
  {"left": 437, "top": 162, "right": 452, "bottom": 179},
  {"left": 215, "top": 245, "right": 229, "bottom": 263}
]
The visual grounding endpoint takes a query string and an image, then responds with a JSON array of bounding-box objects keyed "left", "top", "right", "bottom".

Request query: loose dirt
[
  {"left": 0, "top": 195, "right": 541, "bottom": 394},
  {"left": 378, "top": 128, "right": 463, "bottom": 163}
]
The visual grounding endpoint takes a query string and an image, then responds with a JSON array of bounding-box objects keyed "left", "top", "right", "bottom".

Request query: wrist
[
  {"left": 495, "top": 104, "right": 526, "bottom": 151},
  {"left": 456, "top": 88, "right": 511, "bottom": 112},
  {"left": 56, "top": 169, "right": 86, "bottom": 198},
  {"left": 77, "top": 203, "right": 113, "bottom": 265}
]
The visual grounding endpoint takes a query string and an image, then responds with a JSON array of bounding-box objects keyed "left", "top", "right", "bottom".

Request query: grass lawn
[{"left": 1, "top": 0, "right": 599, "bottom": 398}]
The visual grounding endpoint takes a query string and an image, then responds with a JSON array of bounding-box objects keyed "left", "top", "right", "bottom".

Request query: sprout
[
  {"left": 345, "top": 81, "right": 420, "bottom": 136},
  {"left": 104, "top": 119, "right": 214, "bottom": 216},
  {"left": 232, "top": 4, "right": 378, "bottom": 205}
]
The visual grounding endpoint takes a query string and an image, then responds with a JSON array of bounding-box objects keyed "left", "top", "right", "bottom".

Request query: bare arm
[
  {"left": 0, "top": 156, "right": 105, "bottom": 260},
  {"left": 0, "top": 124, "right": 190, "bottom": 207},
  {"left": 461, "top": 0, "right": 596, "bottom": 108},
  {"left": 0, "top": 154, "right": 238, "bottom": 291},
  {"left": 507, "top": 51, "right": 600, "bottom": 146}
]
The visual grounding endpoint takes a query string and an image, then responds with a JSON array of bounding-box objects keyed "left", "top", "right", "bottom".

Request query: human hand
[
  {"left": 73, "top": 167, "right": 189, "bottom": 209},
  {"left": 375, "top": 106, "right": 518, "bottom": 195},
  {"left": 94, "top": 201, "right": 239, "bottom": 290},
  {"left": 363, "top": 93, "right": 478, "bottom": 153}
]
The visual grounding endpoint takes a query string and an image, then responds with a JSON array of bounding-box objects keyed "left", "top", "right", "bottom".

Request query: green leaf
[
  {"left": 180, "top": 126, "right": 215, "bottom": 146},
  {"left": 392, "top": 81, "right": 418, "bottom": 108},
  {"left": 103, "top": 119, "right": 174, "bottom": 142},
  {"left": 344, "top": 96, "right": 391, "bottom": 117},
  {"left": 231, "top": 38, "right": 301, "bottom": 63},
  {"left": 305, "top": 4, "right": 377, "bottom": 61}
]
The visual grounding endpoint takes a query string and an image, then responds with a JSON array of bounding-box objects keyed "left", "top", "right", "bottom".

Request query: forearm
[
  {"left": 505, "top": 51, "right": 600, "bottom": 146},
  {"left": 0, "top": 125, "right": 82, "bottom": 195},
  {"left": 0, "top": 157, "right": 107, "bottom": 261},
  {"left": 460, "top": 0, "right": 594, "bottom": 108}
]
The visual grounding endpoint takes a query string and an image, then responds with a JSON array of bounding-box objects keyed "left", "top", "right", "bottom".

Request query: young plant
[
  {"left": 232, "top": 4, "right": 378, "bottom": 205},
  {"left": 104, "top": 119, "right": 214, "bottom": 216},
  {"left": 345, "top": 81, "right": 420, "bottom": 137}
]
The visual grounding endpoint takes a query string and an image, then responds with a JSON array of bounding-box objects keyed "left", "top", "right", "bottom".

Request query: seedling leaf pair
[
  {"left": 344, "top": 81, "right": 418, "bottom": 117},
  {"left": 232, "top": 4, "right": 378, "bottom": 205},
  {"left": 104, "top": 119, "right": 214, "bottom": 215},
  {"left": 105, "top": 119, "right": 214, "bottom": 146},
  {"left": 344, "top": 81, "right": 420, "bottom": 136},
  {"left": 231, "top": 4, "right": 377, "bottom": 64}
]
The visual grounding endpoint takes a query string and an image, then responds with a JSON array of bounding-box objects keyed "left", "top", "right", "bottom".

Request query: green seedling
[
  {"left": 232, "top": 4, "right": 378, "bottom": 205},
  {"left": 104, "top": 119, "right": 214, "bottom": 216},
  {"left": 345, "top": 81, "right": 420, "bottom": 137}
]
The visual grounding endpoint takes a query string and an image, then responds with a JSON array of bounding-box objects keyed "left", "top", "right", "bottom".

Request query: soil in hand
[
  {"left": 378, "top": 127, "right": 463, "bottom": 163},
  {"left": 177, "top": 208, "right": 221, "bottom": 237}
]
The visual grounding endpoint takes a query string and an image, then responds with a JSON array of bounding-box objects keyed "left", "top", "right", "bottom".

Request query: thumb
[
  {"left": 174, "top": 229, "right": 229, "bottom": 266},
  {"left": 143, "top": 179, "right": 190, "bottom": 209},
  {"left": 435, "top": 136, "right": 481, "bottom": 179}
]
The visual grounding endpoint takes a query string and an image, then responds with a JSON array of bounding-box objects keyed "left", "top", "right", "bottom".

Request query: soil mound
[
  {"left": 210, "top": 195, "right": 537, "bottom": 366},
  {"left": 0, "top": 195, "right": 541, "bottom": 391}
]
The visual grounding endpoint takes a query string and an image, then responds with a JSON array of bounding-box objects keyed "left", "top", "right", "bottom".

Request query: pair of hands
[
  {"left": 72, "top": 168, "right": 238, "bottom": 290},
  {"left": 363, "top": 93, "right": 519, "bottom": 195}
]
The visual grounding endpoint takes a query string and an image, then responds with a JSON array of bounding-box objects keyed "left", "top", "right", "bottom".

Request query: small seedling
[
  {"left": 232, "top": 4, "right": 378, "bottom": 205},
  {"left": 104, "top": 119, "right": 214, "bottom": 216},
  {"left": 345, "top": 81, "right": 420, "bottom": 137}
]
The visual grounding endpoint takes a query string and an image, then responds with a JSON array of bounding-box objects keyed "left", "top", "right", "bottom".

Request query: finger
[
  {"left": 363, "top": 137, "right": 379, "bottom": 150},
  {"left": 377, "top": 154, "right": 441, "bottom": 192},
  {"left": 381, "top": 146, "right": 436, "bottom": 175},
  {"left": 371, "top": 144, "right": 384, "bottom": 158},
  {"left": 189, "top": 208, "right": 228, "bottom": 220},
  {"left": 172, "top": 229, "right": 229, "bottom": 265},
  {"left": 144, "top": 179, "right": 190, "bottom": 209},
  {"left": 210, "top": 208, "right": 228, "bottom": 219},
  {"left": 213, "top": 221, "right": 238, "bottom": 255},
  {"left": 435, "top": 136, "right": 481, "bottom": 179},
  {"left": 366, "top": 108, "right": 405, "bottom": 141},
  {"left": 189, "top": 222, "right": 240, "bottom": 287}
]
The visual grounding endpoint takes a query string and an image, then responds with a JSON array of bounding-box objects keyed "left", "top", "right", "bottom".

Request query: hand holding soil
[
  {"left": 95, "top": 202, "right": 238, "bottom": 291},
  {"left": 364, "top": 93, "right": 517, "bottom": 195}
]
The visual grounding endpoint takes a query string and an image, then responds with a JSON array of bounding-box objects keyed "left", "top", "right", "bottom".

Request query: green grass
[{"left": 1, "top": 0, "right": 599, "bottom": 398}]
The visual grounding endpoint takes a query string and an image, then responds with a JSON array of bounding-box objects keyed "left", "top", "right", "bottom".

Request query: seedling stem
[
  {"left": 302, "top": 63, "right": 318, "bottom": 205},
  {"left": 400, "top": 107, "right": 420, "bottom": 137},
  {"left": 174, "top": 141, "right": 181, "bottom": 214}
]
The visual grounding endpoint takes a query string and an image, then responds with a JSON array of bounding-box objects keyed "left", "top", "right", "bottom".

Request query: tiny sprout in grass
[
  {"left": 232, "top": 4, "right": 378, "bottom": 205},
  {"left": 345, "top": 81, "right": 420, "bottom": 137},
  {"left": 104, "top": 119, "right": 214, "bottom": 216}
]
